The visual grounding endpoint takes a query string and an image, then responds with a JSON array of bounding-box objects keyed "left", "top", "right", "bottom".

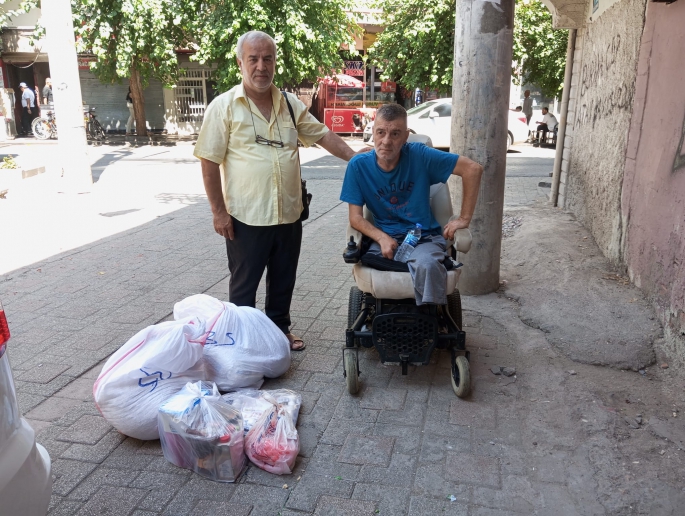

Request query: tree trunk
[{"left": 129, "top": 63, "right": 147, "bottom": 137}]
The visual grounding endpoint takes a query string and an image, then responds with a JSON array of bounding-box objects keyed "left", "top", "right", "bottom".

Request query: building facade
[{"left": 549, "top": 0, "right": 685, "bottom": 367}]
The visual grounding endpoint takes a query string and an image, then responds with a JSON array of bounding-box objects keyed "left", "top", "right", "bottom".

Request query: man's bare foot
[{"left": 286, "top": 333, "right": 306, "bottom": 351}]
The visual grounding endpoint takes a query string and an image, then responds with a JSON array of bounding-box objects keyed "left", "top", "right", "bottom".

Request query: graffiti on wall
[
  {"left": 674, "top": 112, "right": 685, "bottom": 172},
  {"left": 577, "top": 34, "right": 634, "bottom": 129}
]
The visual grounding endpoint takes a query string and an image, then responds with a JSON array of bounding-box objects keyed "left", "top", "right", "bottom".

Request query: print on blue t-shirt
[{"left": 340, "top": 142, "right": 459, "bottom": 237}]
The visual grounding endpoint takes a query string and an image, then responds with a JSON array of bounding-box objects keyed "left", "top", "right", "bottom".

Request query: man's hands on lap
[
  {"left": 378, "top": 233, "right": 398, "bottom": 259},
  {"left": 443, "top": 217, "right": 470, "bottom": 241}
]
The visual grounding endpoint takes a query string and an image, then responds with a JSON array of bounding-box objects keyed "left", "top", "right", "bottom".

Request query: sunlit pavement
[{"left": 3, "top": 139, "right": 681, "bottom": 515}]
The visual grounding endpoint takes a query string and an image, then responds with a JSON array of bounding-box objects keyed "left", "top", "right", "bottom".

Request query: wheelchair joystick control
[{"left": 343, "top": 236, "right": 361, "bottom": 264}]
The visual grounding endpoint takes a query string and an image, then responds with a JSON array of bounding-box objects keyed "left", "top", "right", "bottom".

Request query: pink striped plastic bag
[{"left": 93, "top": 317, "right": 206, "bottom": 440}]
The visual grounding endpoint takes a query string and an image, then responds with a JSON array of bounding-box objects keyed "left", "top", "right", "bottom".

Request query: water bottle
[{"left": 394, "top": 224, "right": 422, "bottom": 263}]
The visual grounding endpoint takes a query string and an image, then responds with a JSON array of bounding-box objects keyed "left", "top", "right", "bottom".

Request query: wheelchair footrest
[{"left": 372, "top": 313, "right": 438, "bottom": 366}]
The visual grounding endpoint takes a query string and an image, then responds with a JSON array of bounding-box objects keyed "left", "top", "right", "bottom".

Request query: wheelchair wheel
[
  {"left": 451, "top": 355, "right": 471, "bottom": 398},
  {"left": 31, "top": 117, "right": 52, "bottom": 140},
  {"left": 447, "top": 290, "right": 463, "bottom": 329},
  {"left": 348, "top": 286, "right": 372, "bottom": 347},
  {"left": 348, "top": 286, "right": 364, "bottom": 327},
  {"left": 344, "top": 348, "right": 359, "bottom": 395}
]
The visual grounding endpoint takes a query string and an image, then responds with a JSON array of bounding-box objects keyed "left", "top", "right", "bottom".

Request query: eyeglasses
[
  {"left": 255, "top": 135, "right": 284, "bottom": 148},
  {"left": 246, "top": 94, "right": 285, "bottom": 149}
]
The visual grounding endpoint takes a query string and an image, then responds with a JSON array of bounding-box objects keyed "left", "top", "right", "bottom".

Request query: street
[{"left": 1, "top": 140, "right": 682, "bottom": 515}]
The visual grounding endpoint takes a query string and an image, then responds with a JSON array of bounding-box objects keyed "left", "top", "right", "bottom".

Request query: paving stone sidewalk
[{"left": 4, "top": 148, "right": 680, "bottom": 515}]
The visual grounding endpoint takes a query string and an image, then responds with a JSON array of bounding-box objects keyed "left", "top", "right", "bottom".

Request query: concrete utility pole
[
  {"left": 450, "top": 0, "right": 514, "bottom": 295},
  {"left": 42, "top": 0, "right": 92, "bottom": 191}
]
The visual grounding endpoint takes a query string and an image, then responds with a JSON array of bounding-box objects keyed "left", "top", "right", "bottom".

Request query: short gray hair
[
  {"left": 376, "top": 103, "right": 407, "bottom": 124},
  {"left": 236, "top": 31, "right": 277, "bottom": 60}
]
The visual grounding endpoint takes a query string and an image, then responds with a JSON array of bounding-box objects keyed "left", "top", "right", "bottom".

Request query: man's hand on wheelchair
[
  {"left": 443, "top": 217, "right": 470, "bottom": 241},
  {"left": 378, "top": 234, "right": 398, "bottom": 259}
]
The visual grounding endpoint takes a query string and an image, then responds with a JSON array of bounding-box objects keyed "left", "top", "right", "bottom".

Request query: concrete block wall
[
  {"left": 562, "top": 0, "right": 648, "bottom": 265},
  {"left": 558, "top": 31, "right": 584, "bottom": 208}
]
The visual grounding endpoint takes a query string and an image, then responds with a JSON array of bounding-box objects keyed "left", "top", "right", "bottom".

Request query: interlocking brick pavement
[{"left": 2, "top": 145, "right": 680, "bottom": 515}]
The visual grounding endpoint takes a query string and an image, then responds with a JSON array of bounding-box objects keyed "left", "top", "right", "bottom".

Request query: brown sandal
[{"left": 286, "top": 333, "right": 306, "bottom": 351}]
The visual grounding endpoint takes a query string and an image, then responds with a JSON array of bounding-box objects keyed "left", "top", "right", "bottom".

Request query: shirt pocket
[{"left": 280, "top": 114, "right": 299, "bottom": 147}]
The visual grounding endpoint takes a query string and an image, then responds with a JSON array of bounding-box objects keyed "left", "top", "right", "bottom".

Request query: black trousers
[
  {"left": 225, "top": 217, "right": 302, "bottom": 334},
  {"left": 536, "top": 123, "right": 549, "bottom": 141},
  {"left": 21, "top": 106, "right": 35, "bottom": 134}
]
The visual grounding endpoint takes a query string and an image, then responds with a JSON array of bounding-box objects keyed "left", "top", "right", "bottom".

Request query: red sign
[
  {"left": 78, "top": 57, "right": 95, "bottom": 70},
  {"left": 380, "top": 81, "right": 396, "bottom": 93},
  {"left": 324, "top": 109, "right": 365, "bottom": 133}
]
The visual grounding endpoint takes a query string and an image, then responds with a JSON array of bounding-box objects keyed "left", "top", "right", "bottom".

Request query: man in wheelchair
[{"left": 340, "top": 103, "right": 483, "bottom": 307}]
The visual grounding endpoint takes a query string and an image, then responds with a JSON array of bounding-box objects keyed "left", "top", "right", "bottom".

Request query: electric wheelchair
[{"left": 341, "top": 166, "right": 473, "bottom": 398}]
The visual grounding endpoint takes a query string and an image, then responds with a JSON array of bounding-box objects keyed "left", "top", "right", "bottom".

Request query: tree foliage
[
  {"left": 368, "top": 0, "right": 455, "bottom": 94},
  {"left": 73, "top": 0, "right": 202, "bottom": 135},
  {"left": 192, "top": 0, "right": 360, "bottom": 91},
  {"left": 513, "top": 0, "right": 568, "bottom": 98},
  {"left": 369, "top": 0, "right": 568, "bottom": 98},
  {"left": 0, "top": 0, "right": 34, "bottom": 29}
]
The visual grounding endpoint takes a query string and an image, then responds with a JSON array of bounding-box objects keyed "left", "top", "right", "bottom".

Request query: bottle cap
[{"left": 416, "top": 223, "right": 422, "bottom": 229}]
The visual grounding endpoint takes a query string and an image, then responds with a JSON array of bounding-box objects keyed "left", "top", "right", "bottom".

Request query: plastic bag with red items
[
  {"left": 243, "top": 391, "right": 299, "bottom": 475},
  {"left": 158, "top": 381, "right": 246, "bottom": 482}
]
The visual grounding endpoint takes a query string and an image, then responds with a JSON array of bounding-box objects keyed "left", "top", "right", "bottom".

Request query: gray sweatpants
[{"left": 367, "top": 235, "right": 449, "bottom": 305}]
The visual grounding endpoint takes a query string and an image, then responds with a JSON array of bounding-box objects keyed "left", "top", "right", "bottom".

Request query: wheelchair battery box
[{"left": 372, "top": 313, "right": 438, "bottom": 366}]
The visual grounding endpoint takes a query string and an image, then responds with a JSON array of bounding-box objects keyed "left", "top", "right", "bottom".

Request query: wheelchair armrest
[{"left": 453, "top": 228, "right": 472, "bottom": 254}]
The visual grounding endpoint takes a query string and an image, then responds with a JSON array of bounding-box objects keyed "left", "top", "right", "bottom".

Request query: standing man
[
  {"left": 19, "top": 82, "right": 36, "bottom": 135},
  {"left": 522, "top": 89, "right": 533, "bottom": 127},
  {"left": 414, "top": 87, "right": 424, "bottom": 107},
  {"left": 194, "top": 30, "right": 365, "bottom": 351},
  {"left": 42, "top": 78, "right": 54, "bottom": 105}
]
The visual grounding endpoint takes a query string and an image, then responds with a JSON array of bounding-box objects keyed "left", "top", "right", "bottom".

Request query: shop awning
[{"left": 318, "top": 74, "right": 364, "bottom": 88}]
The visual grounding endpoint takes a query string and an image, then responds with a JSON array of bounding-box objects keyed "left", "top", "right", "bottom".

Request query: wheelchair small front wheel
[
  {"left": 451, "top": 355, "right": 471, "bottom": 398},
  {"left": 344, "top": 348, "right": 360, "bottom": 395}
]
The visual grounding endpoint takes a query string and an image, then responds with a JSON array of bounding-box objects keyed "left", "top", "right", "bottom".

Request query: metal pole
[
  {"left": 42, "top": 0, "right": 92, "bottom": 191},
  {"left": 450, "top": 0, "right": 514, "bottom": 295},
  {"left": 550, "top": 29, "right": 577, "bottom": 207}
]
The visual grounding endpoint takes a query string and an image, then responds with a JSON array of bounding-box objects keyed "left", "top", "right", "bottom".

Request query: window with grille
[{"left": 176, "top": 69, "right": 213, "bottom": 123}]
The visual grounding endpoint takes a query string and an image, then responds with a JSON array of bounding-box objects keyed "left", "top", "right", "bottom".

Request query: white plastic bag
[
  {"left": 158, "top": 382, "right": 246, "bottom": 482},
  {"left": 93, "top": 317, "right": 206, "bottom": 440},
  {"left": 243, "top": 391, "right": 300, "bottom": 475},
  {"left": 173, "top": 294, "right": 291, "bottom": 391},
  {"left": 222, "top": 389, "right": 302, "bottom": 434}
]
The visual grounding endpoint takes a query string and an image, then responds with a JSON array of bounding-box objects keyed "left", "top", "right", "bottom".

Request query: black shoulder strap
[
  {"left": 281, "top": 91, "right": 303, "bottom": 182},
  {"left": 281, "top": 91, "right": 297, "bottom": 128}
]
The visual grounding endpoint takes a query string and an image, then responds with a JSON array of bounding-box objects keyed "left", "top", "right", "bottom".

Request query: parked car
[
  {"left": 363, "top": 98, "right": 530, "bottom": 150},
  {"left": 0, "top": 299, "right": 52, "bottom": 516}
]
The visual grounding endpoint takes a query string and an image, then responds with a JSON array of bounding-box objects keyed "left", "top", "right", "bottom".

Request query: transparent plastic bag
[
  {"left": 243, "top": 391, "right": 300, "bottom": 475},
  {"left": 93, "top": 317, "right": 206, "bottom": 440},
  {"left": 222, "top": 389, "right": 302, "bottom": 434},
  {"left": 173, "top": 294, "right": 291, "bottom": 391},
  {"left": 158, "top": 381, "right": 246, "bottom": 482}
]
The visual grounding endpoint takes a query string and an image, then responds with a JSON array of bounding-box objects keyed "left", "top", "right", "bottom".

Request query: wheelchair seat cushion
[{"left": 353, "top": 263, "right": 461, "bottom": 300}]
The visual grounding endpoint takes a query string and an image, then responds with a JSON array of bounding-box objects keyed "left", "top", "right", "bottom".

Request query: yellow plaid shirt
[{"left": 193, "top": 83, "right": 328, "bottom": 226}]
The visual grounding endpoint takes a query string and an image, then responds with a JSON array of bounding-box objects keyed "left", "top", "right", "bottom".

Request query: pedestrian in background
[
  {"left": 126, "top": 87, "right": 135, "bottom": 135},
  {"left": 522, "top": 90, "right": 533, "bottom": 126},
  {"left": 194, "top": 30, "right": 367, "bottom": 351},
  {"left": 414, "top": 87, "right": 424, "bottom": 106},
  {"left": 19, "top": 82, "right": 36, "bottom": 136},
  {"left": 42, "top": 78, "right": 53, "bottom": 105},
  {"left": 534, "top": 107, "right": 558, "bottom": 144}
]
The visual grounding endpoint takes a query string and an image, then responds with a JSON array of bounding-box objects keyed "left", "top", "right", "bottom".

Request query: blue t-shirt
[{"left": 340, "top": 142, "right": 459, "bottom": 237}]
